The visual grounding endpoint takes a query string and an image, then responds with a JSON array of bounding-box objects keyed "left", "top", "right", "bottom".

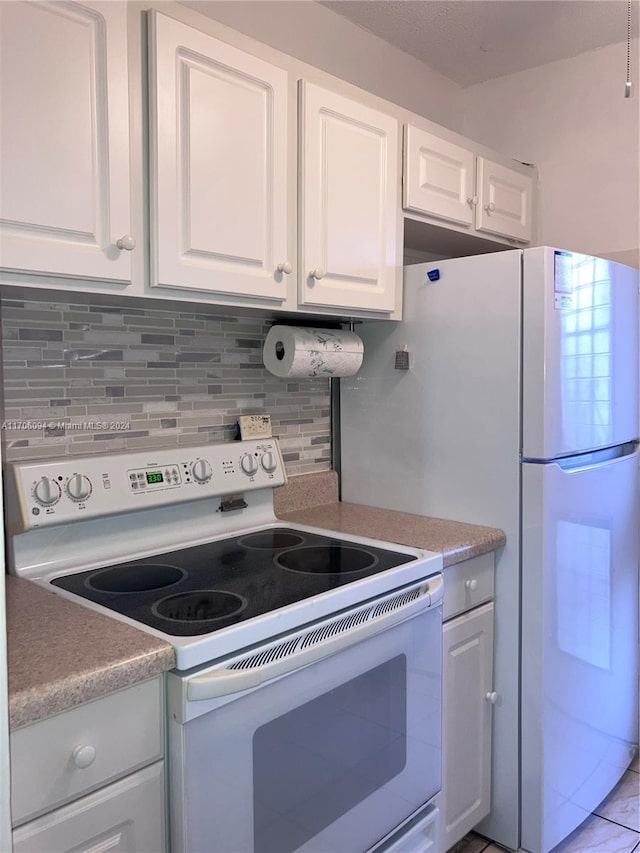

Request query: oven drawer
[
  {"left": 443, "top": 552, "right": 494, "bottom": 621},
  {"left": 10, "top": 677, "right": 163, "bottom": 826}
]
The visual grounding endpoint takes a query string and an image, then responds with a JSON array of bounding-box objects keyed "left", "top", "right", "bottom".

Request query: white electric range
[{"left": 6, "top": 438, "right": 444, "bottom": 853}]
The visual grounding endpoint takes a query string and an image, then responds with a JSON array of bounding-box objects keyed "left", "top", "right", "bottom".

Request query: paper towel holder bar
[{"left": 266, "top": 319, "right": 362, "bottom": 332}]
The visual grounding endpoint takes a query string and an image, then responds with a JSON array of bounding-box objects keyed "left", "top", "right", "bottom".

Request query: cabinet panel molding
[
  {"left": 404, "top": 126, "right": 475, "bottom": 227},
  {"left": 299, "top": 81, "right": 400, "bottom": 313},
  {"left": 0, "top": 0, "right": 133, "bottom": 284},
  {"left": 149, "top": 11, "right": 289, "bottom": 301},
  {"left": 476, "top": 156, "right": 533, "bottom": 242},
  {"left": 441, "top": 602, "right": 494, "bottom": 851}
]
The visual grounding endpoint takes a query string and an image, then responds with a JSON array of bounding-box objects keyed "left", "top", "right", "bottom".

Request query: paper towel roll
[{"left": 263, "top": 326, "right": 364, "bottom": 379}]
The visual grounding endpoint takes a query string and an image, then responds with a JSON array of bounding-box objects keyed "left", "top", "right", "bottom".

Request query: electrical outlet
[
  {"left": 395, "top": 346, "right": 410, "bottom": 370},
  {"left": 238, "top": 414, "right": 272, "bottom": 440}
]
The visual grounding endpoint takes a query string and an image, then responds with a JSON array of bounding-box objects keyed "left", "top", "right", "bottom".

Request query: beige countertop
[
  {"left": 275, "top": 470, "right": 505, "bottom": 566},
  {"left": 279, "top": 501, "right": 505, "bottom": 566},
  {"left": 6, "top": 470, "right": 505, "bottom": 730},
  {"left": 6, "top": 576, "right": 175, "bottom": 731}
]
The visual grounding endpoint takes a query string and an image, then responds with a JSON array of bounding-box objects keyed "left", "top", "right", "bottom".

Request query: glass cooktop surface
[{"left": 51, "top": 528, "right": 416, "bottom": 636}]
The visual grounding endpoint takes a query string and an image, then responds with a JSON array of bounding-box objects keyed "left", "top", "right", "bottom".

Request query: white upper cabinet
[
  {"left": 475, "top": 156, "right": 534, "bottom": 243},
  {"left": 404, "top": 123, "right": 535, "bottom": 244},
  {"left": 403, "top": 127, "right": 475, "bottom": 227},
  {"left": 298, "top": 82, "right": 400, "bottom": 314},
  {"left": 148, "top": 12, "right": 290, "bottom": 302},
  {"left": 0, "top": 1, "right": 134, "bottom": 284}
]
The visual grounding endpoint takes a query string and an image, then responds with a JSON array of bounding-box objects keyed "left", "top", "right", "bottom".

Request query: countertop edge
[
  {"left": 6, "top": 576, "right": 176, "bottom": 731},
  {"left": 9, "top": 647, "right": 175, "bottom": 731}
]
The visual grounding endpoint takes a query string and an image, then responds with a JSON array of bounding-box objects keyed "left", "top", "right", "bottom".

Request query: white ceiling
[{"left": 320, "top": 1, "right": 639, "bottom": 86}]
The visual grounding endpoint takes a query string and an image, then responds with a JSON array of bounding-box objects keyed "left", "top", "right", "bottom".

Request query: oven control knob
[
  {"left": 191, "top": 459, "right": 212, "bottom": 484},
  {"left": 260, "top": 450, "right": 277, "bottom": 473},
  {"left": 66, "top": 474, "right": 92, "bottom": 502},
  {"left": 33, "top": 476, "right": 61, "bottom": 507},
  {"left": 240, "top": 453, "right": 258, "bottom": 476}
]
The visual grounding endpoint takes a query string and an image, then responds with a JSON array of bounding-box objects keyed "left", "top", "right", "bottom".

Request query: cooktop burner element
[
  {"left": 153, "top": 590, "right": 247, "bottom": 623},
  {"left": 276, "top": 544, "right": 377, "bottom": 575},
  {"left": 87, "top": 564, "right": 186, "bottom": 593},
  {"left": 51, "top": 528, "right": 417, "bottom": 636},
  {"left": 238, "top": 531, "right": 306, "bottom": 550}
]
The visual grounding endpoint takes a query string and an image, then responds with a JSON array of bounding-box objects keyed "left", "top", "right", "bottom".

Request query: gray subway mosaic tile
[
  {"left": 18, "top": 328, "right": 63, "bottom": 341},
  {"left": 1, "top": 295, "right": 331, "bottom": 476},
  {"left": 141, "top": 333, "right": 175, "bottom": 344}
]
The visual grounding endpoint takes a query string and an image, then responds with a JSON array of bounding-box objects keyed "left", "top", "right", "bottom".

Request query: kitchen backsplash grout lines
[{"left": 0, "top": 295, "right": 330, "bottom": 476}]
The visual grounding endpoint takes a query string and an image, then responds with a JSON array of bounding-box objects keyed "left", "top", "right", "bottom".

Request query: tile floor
[{"left": 451, "top": 755, "right": 640, "bottom": 853}]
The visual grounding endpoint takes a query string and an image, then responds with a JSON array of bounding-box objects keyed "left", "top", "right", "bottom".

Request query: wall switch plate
[{"left": 238, "top": 414, "right": 272, "bottom": 439}]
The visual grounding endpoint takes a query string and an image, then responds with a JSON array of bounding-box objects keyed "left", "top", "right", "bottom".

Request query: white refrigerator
[{"left": 340, "top": 247, "right": 639, "bottom": 853}]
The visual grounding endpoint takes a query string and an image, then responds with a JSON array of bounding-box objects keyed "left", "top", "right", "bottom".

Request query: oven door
[{"left": 167, "top": 578, "right": 443, "bottom": 853}]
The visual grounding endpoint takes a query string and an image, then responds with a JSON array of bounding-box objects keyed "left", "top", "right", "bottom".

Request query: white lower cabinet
[
  {"left": 10, "top": 677, "right": 166, "bottom": 853},
  {"left": 440, "top": 554, "right": 496, "bottom": 852},
  {"left": 12, "top": 762, "right": 164, "bottom": 853}
]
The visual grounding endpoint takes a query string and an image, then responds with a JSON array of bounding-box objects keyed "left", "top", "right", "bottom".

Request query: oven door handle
[{"left": 187, "top": 574, "right": 443, "bottom": 701}]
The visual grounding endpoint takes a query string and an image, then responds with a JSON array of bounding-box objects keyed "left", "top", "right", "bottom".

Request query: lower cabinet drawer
[
  {"left": 443, "top": 552, "right": 494, "bottom": 621},
  {"left": 12, "top": 761, "right": 165, "bottom": 853},
  {"left": 10, "top": 677, "right": 163, "bottom": 826}
]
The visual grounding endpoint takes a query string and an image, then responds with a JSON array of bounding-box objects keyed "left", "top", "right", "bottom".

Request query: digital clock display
[{"left": 146, "top": 471, "right": 164, "bottom": 484}]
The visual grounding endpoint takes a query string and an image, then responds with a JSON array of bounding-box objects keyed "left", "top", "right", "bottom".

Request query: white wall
[
  {"left": 463, "top": 39, "right": 640, "bottom": 266},
  {"left": 181, "top": 0, "right": 465, "bottom": 132}
]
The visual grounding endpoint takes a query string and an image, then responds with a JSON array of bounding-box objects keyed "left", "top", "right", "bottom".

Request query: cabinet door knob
[
  {"left": 484, "top": 202, "right": 496, "bottom": 214},
  {"left": 485, "top": 691, "right": 499, "bottom": 705},
  {"left": 465, "top": 578, "right": 478, "bottom": 591},
  {"left": 276, "top": 261, "right": 292, "bottom": 275},
  {"left": 72, "top": 744, "right": 96, "bottom": 769},
  {"left": 310, "top": 267, "right": 325, "bottom": 281},
  {"left": 467, "top": 196, "right": 478, "bottom": 206},
  {"left": 116, "top": 234, "right": 136, "bottom": 251}
]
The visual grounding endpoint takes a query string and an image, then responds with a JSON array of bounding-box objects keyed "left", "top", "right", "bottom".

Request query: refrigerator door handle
[{"left": 549, "top": 441, "right": 639, "bottom": 472}]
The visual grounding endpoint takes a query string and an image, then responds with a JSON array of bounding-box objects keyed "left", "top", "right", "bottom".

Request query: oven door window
[
  {"left": 253, "top": 655, "right": 407, "bottom": 852},
  {"left": 174, "top": 606, "right": 441, "bottom": 853}
]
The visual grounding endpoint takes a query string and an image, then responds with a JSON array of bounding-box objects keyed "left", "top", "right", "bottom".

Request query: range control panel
[{"left": 10, "top": 439, "right": 286, "bottom": 532}]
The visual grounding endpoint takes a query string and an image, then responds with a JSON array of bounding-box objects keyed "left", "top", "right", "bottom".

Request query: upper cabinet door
[
  {"left": 403, "top": 126, "right": 475, "bottom": 227},
  {"left": 0, "top": 1, "right": 133, "bottom": 284},
  {"left": 148, "top": 12, "right": 290, "bottom": 302},
  {"left": 299, "top": 82, "right": 399, "bottom": 314},
  {"left": 475, "top": 156, "right": 533, "bottom": 242}
]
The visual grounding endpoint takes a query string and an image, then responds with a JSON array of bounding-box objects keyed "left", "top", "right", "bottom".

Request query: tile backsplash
[{"left": 0, "top": 294, "right": 331, "bottom": 476}]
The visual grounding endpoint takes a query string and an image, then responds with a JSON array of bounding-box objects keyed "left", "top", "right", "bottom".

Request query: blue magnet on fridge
[{"left": 427, "top": 269, "right": 440, "bottom": 282}]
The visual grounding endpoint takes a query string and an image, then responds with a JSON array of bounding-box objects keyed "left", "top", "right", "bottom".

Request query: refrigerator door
[
  {"left": 522, "top": 247, "right": 639, "bottom": 460},
  {"left": 521, "top": 445, "right": 639, "bottom": 853},
  {"left": 341, "top": 250, "right": 524, "bottom": 850}
]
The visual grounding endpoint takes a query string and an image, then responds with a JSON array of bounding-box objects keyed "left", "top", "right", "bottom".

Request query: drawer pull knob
[
  {"left": 486, "top": 691, "right": 499, "bottom": 705},
  {"left": 72, "top": 744, "right": 96, "bottom": 769},
  {"left": 465, "top": 578, "right": 478, "bottom": 592},
  {"left": 276, "top": 261, "right": 292, "bottom": 275},
  {"left": 309, "top": 267, "right": 325, "bottom": 281},
  {"left": 115, "top": 234, "right": 136, "bottom": 251}
]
